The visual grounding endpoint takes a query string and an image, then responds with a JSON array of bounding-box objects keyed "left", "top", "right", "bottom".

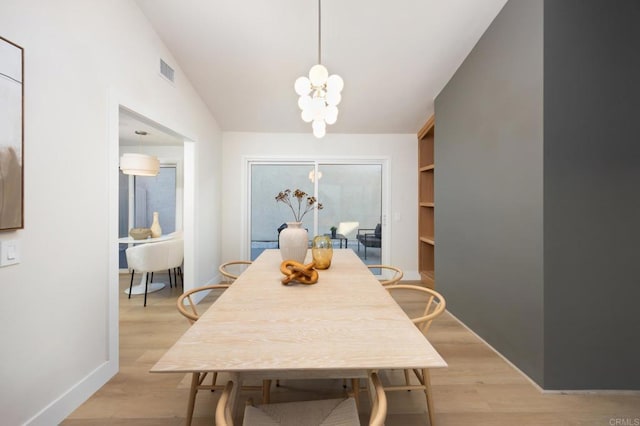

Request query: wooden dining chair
[
  {"left": 367, "top": 264, "right": 403, "bottom": 286},
  {"left": 176, "top": 285, "right": 269, "bottom": 425},
  {"left": 219, "top": 260, "right": 252, "bottom": 283},
  {"left": 216, "top": 371, "right": 387, "bottom": 426},
  {"left": 381, "top": 284, "right": 446, "bottom": 426}
]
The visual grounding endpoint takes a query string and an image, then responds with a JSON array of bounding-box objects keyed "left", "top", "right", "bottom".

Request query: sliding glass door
[{"left": 249, "top": 161, "right": 384, "bottom": 264}]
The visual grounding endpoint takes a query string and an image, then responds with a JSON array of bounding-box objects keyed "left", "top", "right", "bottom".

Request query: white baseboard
[
  {"left": 25, "top": 359, "right": 117, "bottom": 425},
  {"left": 402, "top": 270, "right": 421, "bottom": 281}
]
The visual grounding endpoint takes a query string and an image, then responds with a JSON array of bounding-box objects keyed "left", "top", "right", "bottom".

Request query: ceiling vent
[{"left": 159, "top": 59, "right": 175, "bottom": 83}]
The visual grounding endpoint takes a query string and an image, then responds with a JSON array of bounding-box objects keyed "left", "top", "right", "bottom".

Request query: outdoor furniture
[
  {"left": 324, "top": 232, "right": 348, "bottom": 248},
  {"left": 356, "top": 224, "right": 382, "bottom": 259}
]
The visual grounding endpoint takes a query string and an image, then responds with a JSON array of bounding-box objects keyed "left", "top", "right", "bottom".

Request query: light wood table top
[{"left": 151, "top": 249, "right": 446, "bottom": 375}]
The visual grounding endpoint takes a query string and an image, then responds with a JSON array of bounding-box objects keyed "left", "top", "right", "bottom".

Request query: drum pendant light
[{"left": 120, "top": 130, "right": 159, "bottom": 176}]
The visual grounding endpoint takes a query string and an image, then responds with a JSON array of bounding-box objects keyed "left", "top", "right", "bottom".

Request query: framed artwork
[{"left": 0, "top": 36, "right": 24, "bottom": 231}]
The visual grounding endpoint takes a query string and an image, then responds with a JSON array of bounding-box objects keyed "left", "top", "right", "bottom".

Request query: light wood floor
[{"left": 63, "top": 272, "right": 640, "bottom": 425}]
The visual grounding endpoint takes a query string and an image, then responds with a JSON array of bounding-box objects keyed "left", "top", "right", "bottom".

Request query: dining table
[{"left": 150, "top": 248, "right": 447, "bottom": 416}]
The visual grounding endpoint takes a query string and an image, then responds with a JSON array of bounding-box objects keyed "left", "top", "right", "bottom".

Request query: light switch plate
[{"left": 0, "top": 239, "right": 20, "bottom": 267}]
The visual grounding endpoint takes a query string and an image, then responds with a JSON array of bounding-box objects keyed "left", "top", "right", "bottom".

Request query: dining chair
[
  {"left": 380, "top": 284, "right": 446, "bottom": 426},
  {"left": 167, "top": 231, "right": 184, "bottom": 288},
  {"left": 176, "top": 285, "right": 270, "bottom": 426},
  {"left": 125, "top": 239, "right": 184, "bottom": 306},
  {"left": 337, "top": 264, "right": 403, "bottom": 391},
  {"left": 216, "top": 371, "right": 387, "bottom": 426},
  {"left": 219, "top": 260, "right": 252, "bottom": 283},
  {"left": 367, "top": 264, "right": 403, "bottom": 286},
  {"left": 148, "top": 239, "right": 183, "bottom": 289}
]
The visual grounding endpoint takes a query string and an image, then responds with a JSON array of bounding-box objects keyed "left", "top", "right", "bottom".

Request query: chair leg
[
  {"left": 262, "top": 380, "right": 272, "bottom": 404},
  {"left": 150, "top": 272, "right": 154, "bottom": 282},
  {"left": 423, "top": 368, "right": 435, "bottom": 426},
  {"left": 186, "top": 372, "right": 200, "bottom": 426},
  {"left": 351, "top": 378, "right": 361, "bottom": 411},
  {"left": 144, "top": 272, "right": 149, "bottom": 307},
  {"left": 404, "top": 369, "right": 412, "bottom": 386},
  {"left": 128, "top": 270, "right": 135, "bottom": 299},
  {"left": 211, "top": 371, "right": 218, "bottom": 391},
  {"left": 168, "top": 269, "right": 173, "bottom": 288},
  {"left": 179, "top": 266, "right": 184, "bottom": 287}
]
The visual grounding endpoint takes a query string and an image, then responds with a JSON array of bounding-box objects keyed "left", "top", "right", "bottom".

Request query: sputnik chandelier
[{"left": 294, "top": 0, "right": 344, "bottom": 138}]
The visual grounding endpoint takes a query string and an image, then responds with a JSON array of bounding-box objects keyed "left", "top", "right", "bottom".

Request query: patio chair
[{"left": 356, "top": 224, "right": 382, "bottom": 259}]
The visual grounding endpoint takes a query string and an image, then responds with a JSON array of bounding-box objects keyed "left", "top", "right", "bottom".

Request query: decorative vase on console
[
  {"left": 275, "top": 188, "right": 323, "bottom": 264},
  {"left": 150, "top": 211, "right": 162, "bottom": 238},
  {"left": 279, "top": 222, "right": 308, "bottom": 264}
]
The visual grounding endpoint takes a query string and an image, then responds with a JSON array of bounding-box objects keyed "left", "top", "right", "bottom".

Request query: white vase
[
  {"left": 279, "top": 222, "right": 308, "bottom": 263},
  {"left": 150, "top": 211, "right": 162, "bottom": 238}
]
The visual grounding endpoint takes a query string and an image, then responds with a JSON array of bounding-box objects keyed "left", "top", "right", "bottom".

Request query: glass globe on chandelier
[{"left": 294, "top": 0, "right": 344, "bottom": 138}]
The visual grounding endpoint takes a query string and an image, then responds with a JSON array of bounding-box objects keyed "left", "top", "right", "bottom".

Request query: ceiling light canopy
[
  {"left": 295, "top": 0, "right": 343, "bottom": 138},
  {"left": 119, "top": 130, "right": 160, "bottom": 176}
]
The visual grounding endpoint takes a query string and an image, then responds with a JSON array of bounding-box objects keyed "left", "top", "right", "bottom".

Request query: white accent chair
[{"left": 125, "top": 238, "right": 184, "bottom": 306}]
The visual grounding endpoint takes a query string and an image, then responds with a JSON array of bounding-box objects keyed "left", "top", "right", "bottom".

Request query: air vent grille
[{"left": 160, "top": 59, "right": 175, "bottom": 83}]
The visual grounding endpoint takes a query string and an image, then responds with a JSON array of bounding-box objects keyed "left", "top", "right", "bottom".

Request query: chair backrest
[
  {"left": 215, "top": 371, "right": 386, "bottom": 426},
  {"left": 336, "top": 221, "right": 359, "bottom": 239},
  {"left": 125, "top": 239, "right": 184, "bottom": 273},
  {"left": 166, "top": 238, "right": 184, "bottom": 269},
  {"left": 367, "top": 264, "right": 403, "bottom": 286},
  {"left": 385, "top": 285, "right": 446, "bottom": 334},
  {"left": 176, "top": 284, "right": 230, "bottom": 325},
  {"left": 219, "top": 260, "right": 252, "bottom": 282},
  {"left": 368, "top": 371, "right": 387, "bottom": 426}
]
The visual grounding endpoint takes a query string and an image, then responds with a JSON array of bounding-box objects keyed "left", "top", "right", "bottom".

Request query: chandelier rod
[{"left": 317, "top": 0, "right": 322, "bottom": 65}]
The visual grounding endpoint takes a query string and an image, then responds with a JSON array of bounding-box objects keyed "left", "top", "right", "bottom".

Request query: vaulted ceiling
[{"left": 135, "top": 0, "right": 508, "bottom": 136}]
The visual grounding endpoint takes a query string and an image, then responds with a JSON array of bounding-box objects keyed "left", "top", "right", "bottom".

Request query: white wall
[
  {"left": 0, "top": 1, "right": 222, "bottom": 424},
  {"left": 221, "top": 132, "right": 418, "bottom": 278}
]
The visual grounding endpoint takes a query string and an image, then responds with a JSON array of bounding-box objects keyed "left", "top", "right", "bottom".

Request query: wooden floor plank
[{"left": 63, "top": 273, "right": 640, "bottom": 425}]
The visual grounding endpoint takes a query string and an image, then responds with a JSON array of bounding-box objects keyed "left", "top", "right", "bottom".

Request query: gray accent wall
[
  {"left": 435, "top": 0, "right": 640, "bottom": 389},
  {"left": 435, "top": 0, "right": 545, "bottom": 384},
  {"left": 543, "top": 0, "right": 640, "bottom": 389}
]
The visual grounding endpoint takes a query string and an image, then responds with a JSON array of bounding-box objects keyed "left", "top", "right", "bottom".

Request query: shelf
[
  {"left": 419, "top": 172, "right": 434, "bottom": 204},
  {"left": 418, "top": 114, "right": 435, "bottom": 289},
  {"left": 420, "top": 270, "right": 435, "bottom": 287},
  {"left": 417, "top": 115, "right": 435, "bottom": 141},
  {"left": 420, "top": 236, "right": 434, "bottom": 245}
]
